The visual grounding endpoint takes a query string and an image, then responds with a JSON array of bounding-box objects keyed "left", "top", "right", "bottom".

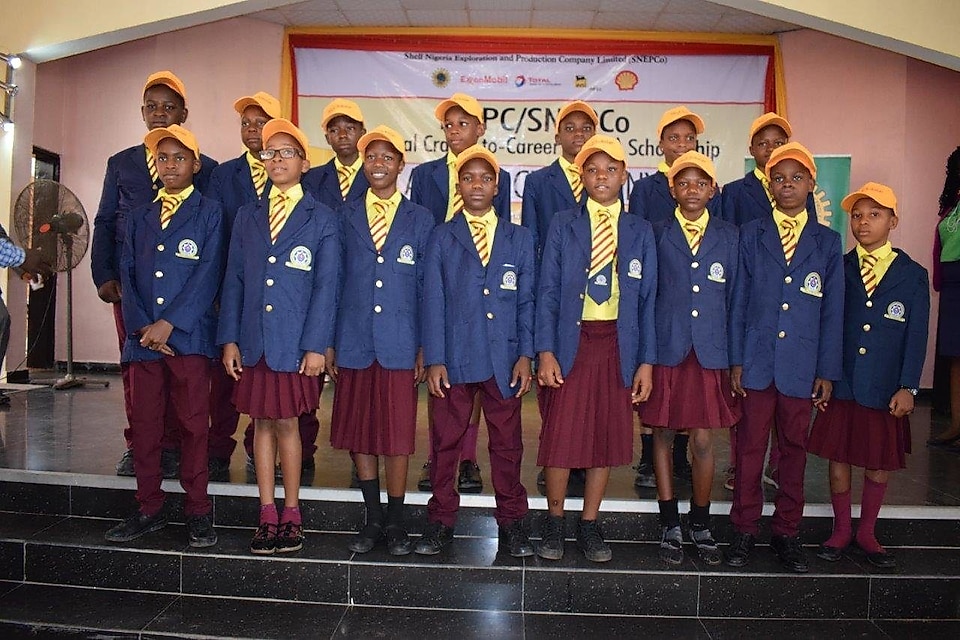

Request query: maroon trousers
[
  {"left": 427, "top": 377, "right": 528, "bottom": 527},
  {"left": 128, "top": 355, "right": 212, "bottom": 516},
  {"left": 730, "top": 385, "right": 812, "bottom": 537},
  {"left": 208, "top": 361, "right": 240, "bottom": 460},
  {"left": 113, "top": 303, "right": 180, "bottom": 451}
]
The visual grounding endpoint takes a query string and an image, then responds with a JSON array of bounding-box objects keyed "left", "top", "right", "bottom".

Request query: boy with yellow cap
[
  {"left": 92, "top": 70, "right": 218, "bottom": 479},
  {"left": 417, "top": 144, "right": 534, "bottom": 558},
  {"left": 808, "top": 182, "right": 929, "bottom": 569},
  {"left": 105, "top": 124, "right": 225, "bottom": 549},
  {"left": 727, "top": 142, "right": 843, "bottom": 573},
  {"left": 536, "top": 135, "right": 657, "bottom": 563},
  {"left": 302, "top": 98, "right": 369, "bottom": 209}
]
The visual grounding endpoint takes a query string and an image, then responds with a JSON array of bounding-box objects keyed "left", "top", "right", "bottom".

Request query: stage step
[{"left": 1, "top": 478, "right": 959, "bottom": 638}]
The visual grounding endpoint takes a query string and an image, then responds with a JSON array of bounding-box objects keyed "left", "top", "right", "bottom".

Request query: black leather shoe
[
  {"left": 771, "top": 534, "right": 809, "bottom": 573},
  {"left": 385, "top": 524, "right": 413, "bottom": 556},
  {"left": 499, "top": 520, "right": 534, "bottom": 558},
  {"left": 457, "top": 460, "right": 483, "bottom": 493},
  {"left": 816, "top": 543, "right": 845, "bottom": 562},
  {"left": 207, "top": 457, "right": 230, "bottom": 481},
  {"left": 414, "top": 522, "right": 454, "bottom": 555},
  {"left": 724, "top": 531, "right": 755, "bottom": 567},
  {"left": 576, "top": 519, "right": 612, "bottom": 563},
  {"left": 634, "top": 461, "right": 656, "bottom": 488},
  {"left": 105, "top": 511, "right": 167, "bottom": 543},
  {"left": 537, "top": 515, "right": 565, "bottom": 560},
  {"left": 348, "top": 522, "right": 383, "bottom": 554},
  {"left": 115, "top": 449, "right": 136, "bottom": 477},
  {"left": 160, "top": 449, "right": 180, "bottom": 480},
  {"left": 417, "top": 462, "right": 432, "bottom": 492},
  {"left": 865, "top": 549, "right": 896, "bottom": 568},
  {"left": 187, "top": 513, "right": 218, "bottom": 548}
]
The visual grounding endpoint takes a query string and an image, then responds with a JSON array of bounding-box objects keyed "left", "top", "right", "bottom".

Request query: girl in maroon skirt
[
  {"left": 535, "top": 135, "right": 657, "bottom": 563},
  {"left": 326, "top": 126, "right": 434, "bottom": 556},
  {"left": 639, "top": 152, "right": 741, "bottom": 566},
  {"left": 808, "top": 183, "right": 929, "bottom": 568},
  {"left": 218, "top": 119, "right": 340, "bottom": 555}
]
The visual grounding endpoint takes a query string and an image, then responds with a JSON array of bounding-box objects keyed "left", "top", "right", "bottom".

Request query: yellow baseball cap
[
  {"left": 321, "top": 99, "right": 364, "bottom": 129},
  {"left": 261, "top": 118, "right": 310, "bottom": 154},
  {"left": 749, "top": 112, "right": 792, "bottom": 140},
  {"left": 143, "top": 70, "right": 187, "bottom": 104},
  {"left": 574, "top": 134, "right": 626, "bottom": 169},
  {"left": 358, "top": 125, "right": 406, "bottom": 159},
  {"left": 657, "top": 105, "right": 705, "bottom": 138},
  {"left": 434, "top": 93, "right": 485, "bottom": 123},
  {"left": 144, "top": 124, "right": 200, "bottom": 159},
  {"left": 765, "top": 141, "right": 817, "bottom": 180},
  {"left": 841, "top": 182, "right": 897, "bottom": 214},
  {"left": 556, "top": 100, "right": 599, "bottom": 132},
  {"left": 454, "top": 144, "right": 499, "bottom": 175},
  {"left": 667, "top": 151, "right": 717, "bottom": 187},
  {"left": 233, "top": 91, "right": 282, "bottom": 120}
]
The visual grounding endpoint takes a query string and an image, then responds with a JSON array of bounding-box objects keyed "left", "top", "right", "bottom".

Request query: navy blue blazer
[
  {"left": 422, "top": 217, "right": 535, "bottom": 399},
  {"left": 301, "top": 159, "right": 369, "bottom": 211},
  {"left": 730, "top": 215, "right": 844, "bottom": 398},
  {"left": 720, "top": 171, "right": 816, "bottom": 227},
  {"left": 334, "top": 197, "right": 435, "bottom": 370},
  {"left": 628, "top": 171, "right": 723, "bottom": 224},
  {"left": 120, "top": 190, "right": 226, "bottom": 363},
  {"left": 217, "top": 192, "right": 340, "bottom": 372},
  {"left": 652, "top": 216, "right": 739, "bottom": 369},
  {"left": 409, "top": 156, "right": 512, "bottom": 226},
  {"left": 92, "top": 144, "right": 217, "bottom": 288},
  {"left": 535, "top": 205, "right": 658, "bottom": 387},
  {"left": 521, "top": 159, "right": 584, "bottom": 259},
  {"left": 834, "top": 249, "right": 929, "bottom": 410},
  {"left": 205, "top": 154, "right": 270, "bottom": 231}
]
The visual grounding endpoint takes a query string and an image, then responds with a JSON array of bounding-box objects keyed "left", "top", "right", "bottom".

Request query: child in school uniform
[
  {"left": 726, "top": 142, "right": 844, "bottom": 573},
  {"left": 327, "top": 126, "right": 434, "bottom": 556},
  {"left": 640, "top": 151, "right": 740, "bottom": 566},
  {"left": 417, "top": 144, "right": 535, "bottom": 558},
  {"left": 628, "top": 106, "right": 720, "bottom": 487},
  {"left": 410, "top": 92, "right": 512, "bottom": 493},
  {"left": 808, "top": 182, "right": 929, "bottom": 569},
  {"left": 536, "top": 135, "right": 657, "bottom": 563},
  {"left": 91, "top": 70, "right": 218, "bottom": 478},
  {"left": 521, "top": 100, "right": 598, "bottom": 259},
  {"left": 218, "top": 119, "right": 340, "bottom": 555},
  {"left": 105, "top": 125, "right": 224, "bottom": 548},
  {"left": 302, "top": 99, "right": 369, "bottom": 210}
]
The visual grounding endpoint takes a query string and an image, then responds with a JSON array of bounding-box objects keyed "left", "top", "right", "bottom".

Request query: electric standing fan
[{"left": 12, "top": 179, "right": 107, "bottom": 390}]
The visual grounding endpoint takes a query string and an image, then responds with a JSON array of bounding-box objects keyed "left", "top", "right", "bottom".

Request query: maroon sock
[
  {"left": 259, "top": 503, "right": 278, "bottom": 526},
  {"left": 281, "top": 506, "right": 302, "bottom": 526},
  {"left": 824, "top": 489, "right": 852, "bottom": 549},
  {"left": 856, "top": 477, "right": 888, "bottom": 554}
]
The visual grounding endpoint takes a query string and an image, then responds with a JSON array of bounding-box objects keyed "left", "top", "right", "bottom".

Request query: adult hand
[{"left": 97, "top": 280, "right": 122, "bottom": 304}]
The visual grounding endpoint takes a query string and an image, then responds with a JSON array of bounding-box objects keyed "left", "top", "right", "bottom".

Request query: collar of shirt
[
  {"left": 559, "top": 155, "right": 580, "bottom": 185},
  {"left": 246, "top": 151, "right": 263, "bottom": 168},
  {"left": 365, "top": 188, "right": 402, "bottom": 228},
  {"left": 753, "top": 166, "right": 773, "bottom": 193},
  {"left": 463, "top": 207, "right": 498, "bottom": 254},
  {"left": 773, "top": 207, "right": 808, "bottom": 236},
  {"left": 658, "top": 160, "right": 670, "bottom": 175},
  {"left": 586, "top": 197, "right": 621, "bottom": 243},
  {"left": 856, "top": 240, "right": 897, "bottom": 281},
  {"left": 154, "top": 184, "right": 194, "bottom": 205},
  {"left": 335, "top": 156, "right": 362, "bottom": 177},
  {"left": 268, "top": 183, "right": 304, "bottom": 216},
  {"left": 674, "top": 206, "right": 709, "bottom": 236}
]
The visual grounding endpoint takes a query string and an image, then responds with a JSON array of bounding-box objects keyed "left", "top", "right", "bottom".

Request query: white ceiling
[{"left": 249, "top": 0, "right": 800, "bottom": 33}]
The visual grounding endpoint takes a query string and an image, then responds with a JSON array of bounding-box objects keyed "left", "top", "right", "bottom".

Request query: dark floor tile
[
  {"left": 351, "top": 563, "right": 522, "bottom": 611},
  {"left": 182, "top": 553, "right": 347, "bottom": 603},
  {"left": 869, "top": 577, "right": 960, "bottom": 619},
  {"left": 25, "top": 542, "right": 182, "bottom": 592},
  {"left": 0, "top": 540, "right": 23, "bottom": 581},
  {"left": 188, "top": 526, "right": 353, "bottom": 562},
  {"left": 874, "top": 620, "right": 960, "bottom": 639},
  {"left": 31, "top": 515, "right": 190, "bottom": 553},
  {"left": 525, "top": 612, "right": 709, "bottom": 637},
  {"left": 699, "top": 574, "right": 870, "bottom": 618},
  {"left": 0, "top": 621, "right": 139, "bottom": 639},
  {"left": 703, "top": 618, "right": 887, "bottom": 639},
  {"left": 845, "top": 547, "right": 960, "bottom": 577},
  {"left": 353, "top": 533, "right": 522, "bottom": 568},
  {"left": 0, "top": 583, "right": 176, "bottom": 631},
  {"left": 70, "top": 485, "right": 185, "bottom": 522},
  {"left": 143, "top": 593, "right": 346, "bottom": 639},
  {"left": 0, "top": 580, "right": 21, "bottom": 597},
  {"left": 0, "top": 511, "right": 68, "bottom": 539},
  {"left": 337, "top": 606, "right": 523, "bottom": 639},
  {"left": 0, "top": 482, "right": 70, "bottom": 515}
]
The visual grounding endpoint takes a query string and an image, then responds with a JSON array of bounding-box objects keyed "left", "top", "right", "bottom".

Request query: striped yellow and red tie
[
  {"left": 251, "top": 160, "right": 267, "bottom": 198},
  {"left": 759, "top": 173, "right": 775, "bottom": 208},
  {"left": 268, "top": 192, "right": 288, "bottom": 243},
  {"left": 861, "top": 253, "right": 879, "bottom": 297},
  {"left": 337, "top": 164, "right": 352, "bottom": 199},
  {"left": 147, "top": 150, "right": 159, "bottom": 186},
  {"left": 450, "top": 189, "right": 464, "bottom": 220},
  {"left": 780, "top": 218, "right": 798, "bottom": 265},
  {"left": 590, "top": 209, "right": 615, "bottom": 276},
  {"left": 370, "top": 201, "right": 388, "bottom": 253},
  {"left": 684, "top": 222, "right": 702, "bottom": 255},
  {"left": 469, "top": 219, "right": 490, "bottom": 267},
  {"left": 159, "top": 195, "right": 179, "bottom": 230},
  {"left": 567, "top": 165, "right": 583, "bottom": 201}
]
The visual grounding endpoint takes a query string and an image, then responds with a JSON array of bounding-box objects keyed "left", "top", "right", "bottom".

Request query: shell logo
[{"left": 615, "top": 70, "right": 639, "bottom": 91}]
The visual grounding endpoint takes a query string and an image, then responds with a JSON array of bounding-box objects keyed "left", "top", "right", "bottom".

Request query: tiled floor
[{"left": 1, "top": 373, "right": 960, "bottom": 507}]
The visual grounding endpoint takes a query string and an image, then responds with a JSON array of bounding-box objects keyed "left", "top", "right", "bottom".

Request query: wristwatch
[{"left": 900, "top": 386, "right": 918, "bottom": 396}]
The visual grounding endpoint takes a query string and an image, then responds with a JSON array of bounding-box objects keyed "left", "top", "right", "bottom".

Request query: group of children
[{"left": 93, "top": 70, "right": 929, "bottom": 572}]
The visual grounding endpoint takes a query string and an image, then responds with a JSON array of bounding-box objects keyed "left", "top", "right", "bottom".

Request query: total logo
[{"left": 515, "top": 75, "right": 525, "bottom": 87}]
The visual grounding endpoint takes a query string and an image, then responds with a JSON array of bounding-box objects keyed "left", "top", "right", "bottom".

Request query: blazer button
[
  {"left": 692, "top": 285, "right": 700, "bottom": 293},
  {"left": 483, "top": 288, "right": 490, "bottom": 296},
  {"left": 784, "top": 276, "right": 792, "bottom": 284},
  {"left": 374, "top": 305, "right": 382, "bottom": 313},
  {"left": 691, "top": 309, "right": 699, "bottom": 318},
  {"left": 576, "top": 321, "right": 581, "bottom": 326},
  {"left": 157, "top": 244, "right": 165, "bottom": 252},
  {"left": 155, "top": 271, "right": 163, "bottom": 278},
  {"left": 858, "top": 347, "right": 867, "bottom": 355},
  {"left": 863, "top": 324, "right": 871, "bottom": 332},
  {"left": 265, "top": 304, "right": 273, "bottom": 312},
  {"left": 579, "top": 293, "right": 585, "bottom": 300},
  {"left": 691, "top": 261, "right": 699, "bottom": 269},
  {"left": 378, "top": 256, "right": 385, "bottom": 264},
  {"left": 486, "top": 312, "right": 494, "bottom": 319},
  {"left": 781, "top": 302, "right": 789, "bottom": 311},
  {"left": 376, "top": 280, "right": 383, "bottom": 288},
  {"left": 266, "top": 279, "right": 274, "bottom": 287},
  {"left": 866, "top": 300, "right": 873, "bottom": 308},
  {"left": 268, "top": 256, "right": 277, "bottom": 264},
  {"left": 156, "top": 297, "right": 165, "bottom": 305},
  {"left": 778, "top": 330, "right": 786, "bottom": 338}
]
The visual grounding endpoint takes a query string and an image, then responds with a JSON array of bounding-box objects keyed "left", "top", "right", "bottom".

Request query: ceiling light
[{"left": 0, "top": 53, "right": 22, "bottom": 70}]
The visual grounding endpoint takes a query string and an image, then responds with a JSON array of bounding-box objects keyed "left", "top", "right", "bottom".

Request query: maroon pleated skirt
[
  {"left": 638, "top": 351, "right": 741, "bottom": 429},
  {"left": 329, "top": 361, "right": 418, "bottom": 456},
  {"left": 537, "top": 321, "right": 633, "bottom": 469},
  {"left": 231, "top": 357, "right": 322, "bottom": 420},
  {"left": 807, "top": 398, "right": 911, "bottom": 471}
]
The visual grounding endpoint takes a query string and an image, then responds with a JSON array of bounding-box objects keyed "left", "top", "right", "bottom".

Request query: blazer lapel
[
  {"left": 161, "top": 191, "right": 197, "bottom": 237},
  {"left": 236, "top": 155, "right": 258, "bottom": 202},
  {"left": 759, "top": 217, "right": 788, "bottom": 268},
  {"left": 665, "top": 217, "right": 692, "bottom": 256},
  {"left": 451, "top": 216, "right": 480, "bottom": 265},
  {"left": 698, "top": 217, "right": 720, "bottom": 258},
  {"left": 432, "top": 162, "right": 450, "bottom": 204},
  {"left": 788, "top": 218, "right": 817, "bottom": 272},
  {"left": 745, "top": 172, "right": 772, "bottom": 214},
  {"left": 571, "top": 206, "right": 592, "bottom": 263},
  {"left": 383, "top": 200, "right": 416, "bottom": 252},
  {"left": 253, "top": 198, "right": 272, "bottom": 245},
  {"left": 347, "top": 203, "right": 376, "bottom": 252},
  {"left": 873, "top": 251, "right": 909, "bottom": 296},
  {"left": 547, "top": 162, "right": 577, "bottom": 208}
]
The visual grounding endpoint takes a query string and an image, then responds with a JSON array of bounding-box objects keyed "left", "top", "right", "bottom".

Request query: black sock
[
  {"left": 358, "top": 479, "right": 383, "bottom": 525},
  {"left": 386, "top": 494, "right": 405, "bottom": 526},
  {"left": 658, "top": 498, "right": 680, "bottom": 529},
  {"left": 640, "top": 433, "right": 654, "bottom": 465},
  {"left": 689, "top": 502, "right": 711, "bottom": 531},
  {"left": 673, "top": 433, "right": 690, "bottom": 467}
]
